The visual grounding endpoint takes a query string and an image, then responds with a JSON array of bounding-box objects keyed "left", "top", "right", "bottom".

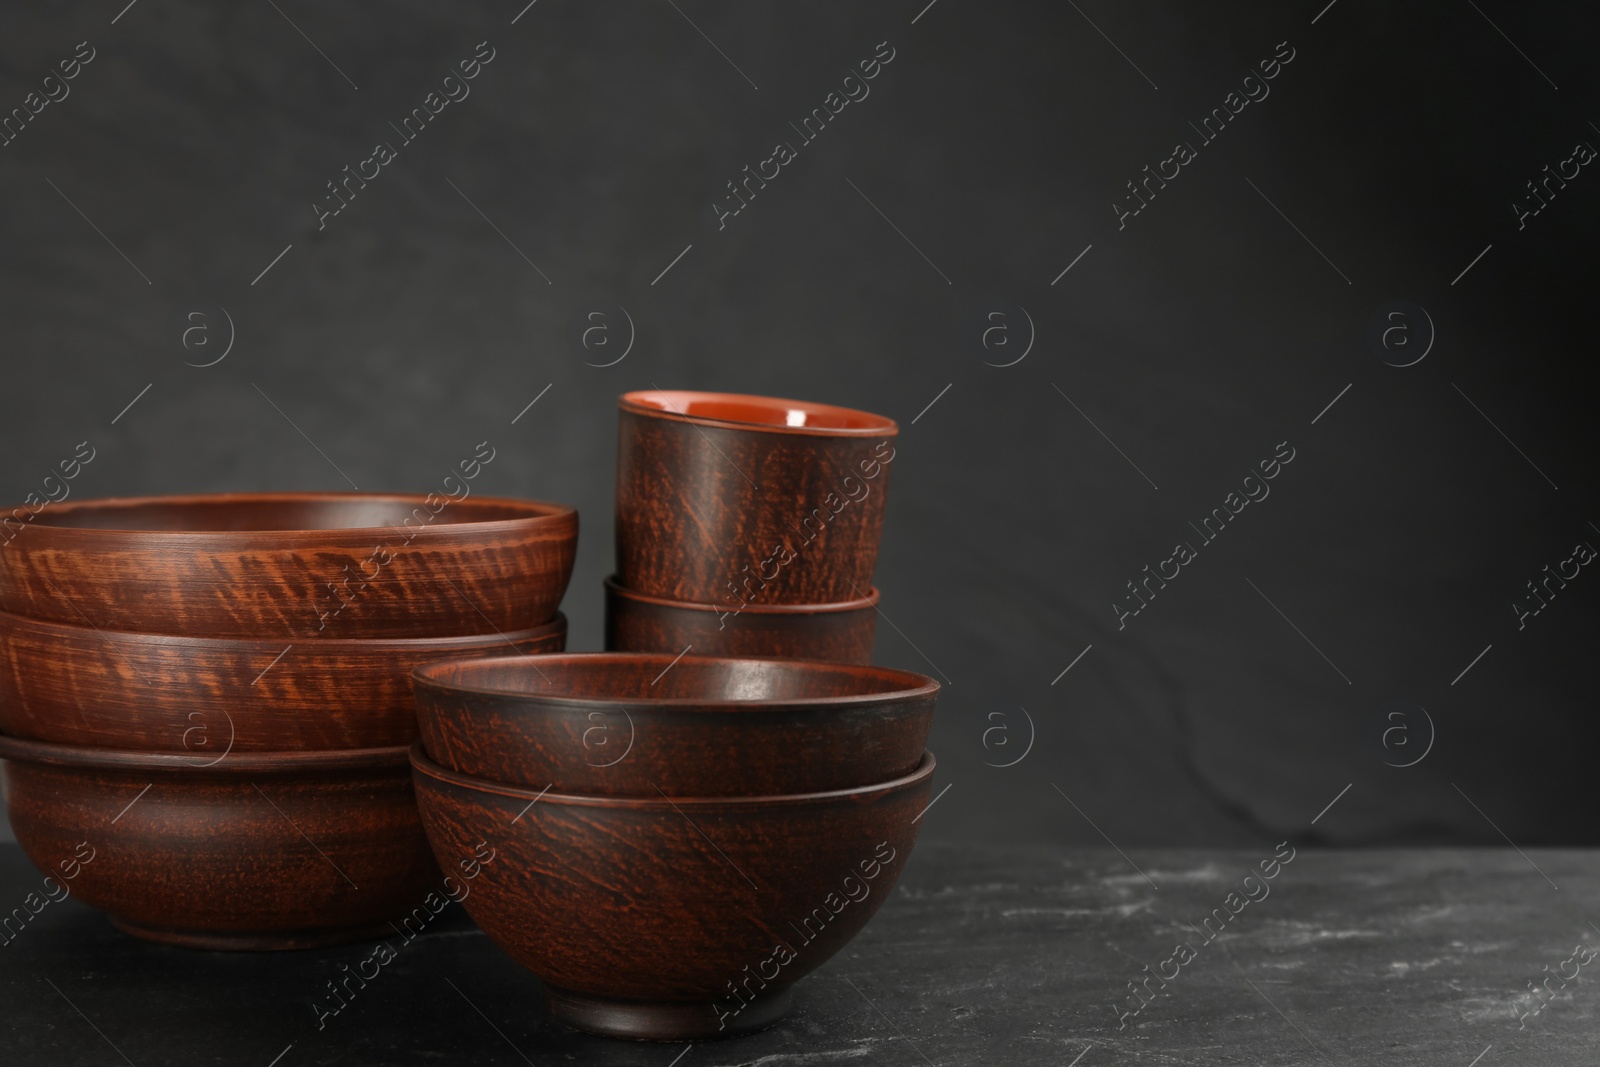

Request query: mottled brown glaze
[
  {"left": 604, "top": 576, "right": 878, "bottom": 664},
  {"left": 615, "top": 391, "right": 897, "bottom": 605},
  {"left": 0, "top": 737, "right": 440, "bottom": 950},
  {"left": 0, "top": 611, "right": 565, "bottom": 751},
  {"left": 411, "top": 744, "right": 933, "bottom": 1040},
  {"left": 412, "top": 651, "right": 936, "bottom": 795},
  {"left": 0, "top": 492, "right": 577, "bottom": 639}
]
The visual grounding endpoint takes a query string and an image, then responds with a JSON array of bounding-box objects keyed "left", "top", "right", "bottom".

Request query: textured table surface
[{"left": 1, "top": 841, "right": 1595, "bottom": 1065}]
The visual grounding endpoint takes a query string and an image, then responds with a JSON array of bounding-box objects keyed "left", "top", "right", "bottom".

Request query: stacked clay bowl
[
  {"left": 609, "top": 391, "right": 898, "bottom": 663},
  {"left": 0, "top": 491, "right": 577, "bottom": 949},
  {"left": 410, "top": 651, "right": 940, "bottom": 1040}
]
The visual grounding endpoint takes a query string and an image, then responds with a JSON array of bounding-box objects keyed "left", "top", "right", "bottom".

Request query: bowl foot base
[
  {"left": 544, "top": 984, "right": 793, "bottom": 1041},
  {"left": 110, "top": 917, "right": 398, "bottom": 952}
]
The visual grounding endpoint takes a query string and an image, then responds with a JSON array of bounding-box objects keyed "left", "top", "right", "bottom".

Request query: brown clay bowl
[
  {"left": 412, "top": 651, "right": 937, "bottom": 796},
  {"left": 411, "top": 743, "right": 934, "bottom": 1039},
  {"left": 604, "top": 575, "right": 878, "bottom": 664},
  {"left": 0, "top": 491, "right": 577, "bottom": 639},
  {"left": 0, "top": 735, "right": 440, "bottom": 949},
  {"left": 615, "top": 390, "right": 897, "bottom": 605},
  {"left": 0, "top": 610, "right": 566, "bottom": 751}
]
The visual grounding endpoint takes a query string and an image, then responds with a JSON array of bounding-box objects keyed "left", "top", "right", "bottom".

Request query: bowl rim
[
  {"left": 6, "top": 491, "right": 577, "bottom": 539},
  {"left": 410, "top": 741, "right": 935, "bottom": 808},
  {"left": 0, "top": 734, "right": 411, "bottom": 774},
  {"left": 0, "top": 610, "right": 567, "bottom": 653},
  {"left": 618, "top": 390, "right": 898, "bottom": 438},
  {"left": 412, "top": 651, "right": 940, "bottom": 710},
  {"left": 604, "top": 576, "right": 879, "bottom": 615}
]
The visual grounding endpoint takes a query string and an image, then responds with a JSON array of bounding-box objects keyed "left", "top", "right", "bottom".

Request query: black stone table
[{"left": 1, "top": 841, "right": 1595, "bottom": 1065}]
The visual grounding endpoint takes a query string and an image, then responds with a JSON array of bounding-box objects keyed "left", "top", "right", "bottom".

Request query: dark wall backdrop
[{"left": 1, "top": 0, "right": 1595, "bottom": 849}]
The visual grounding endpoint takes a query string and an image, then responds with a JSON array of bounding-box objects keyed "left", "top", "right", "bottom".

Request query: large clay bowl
[
  {"left": 615, "top": 391, "right": 897, "bottom": 605},
  {"left": 0, "top": 611, "right": 566, "bottom": 751},
  {"left": 604, "top": 575, "right": 878, "bottom": 664},
  {"left": 0, "top": 736, "right": 440, "bottom": 950},
  {"left": 412, "top": 651, "right": 937, "bottom": 795},
  {"left": 0, "top": 492, "right": 577, "bottom": 639},
  {"left": 411, "top": 744, "right": 934, "bottom": 1039}
]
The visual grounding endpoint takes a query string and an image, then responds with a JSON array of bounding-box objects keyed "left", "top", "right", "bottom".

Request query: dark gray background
[{"left": 1, "top": 0, "right": 1595, "bottom": 850}]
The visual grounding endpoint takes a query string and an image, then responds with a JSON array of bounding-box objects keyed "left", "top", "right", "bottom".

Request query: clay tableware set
[
  {"left": 608, "top": 390, "right": 899, "bottom": 664},
  {"left": 0, "top": 390, "right": 936, "bottom": 1042},
  {"left": 0, "top": 492, "right": 576, "bottom": 948}
]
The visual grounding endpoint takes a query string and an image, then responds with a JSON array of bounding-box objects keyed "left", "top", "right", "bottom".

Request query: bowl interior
[
  {"left": 622, "top": 390, "right": 895, "bottom": 433},
  {"left": 33, "top": 494, "right": 556, "bottom": 533},
  {"left": 417, "top": 653, "right": 934, "bottom": 705}
]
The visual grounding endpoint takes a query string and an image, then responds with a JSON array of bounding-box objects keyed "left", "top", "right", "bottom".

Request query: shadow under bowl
[
  {"left": 412, "top": 651, "right": 937, "bottom": 796},
  {"left": 0, "top": 610, "right": 566, "bottom": 751},
  {"left": 410, "top": 744, "right": 934, "bottom": 1040},
  {"left": 615, "top": 390, "right": 897, "bottom": 605},
  {"left": 604, "top": 576, "right": 878, "bottom": 664},
  {"left": 0, "top": 736, "right": 440, "bottom": 950},
  {"left": 0, "top": 491, "right": 577, "bottom": 639}
]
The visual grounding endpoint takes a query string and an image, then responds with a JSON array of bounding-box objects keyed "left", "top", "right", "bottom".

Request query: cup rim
[
  {"left": 604, "top": 576, "right": 879, "bottom": 615},
  {"left": 410, "top": 741, "right": 936, "bottom": 808},
  {"left": 0, "top": 733, "right": 411, "bottom": 774},
  {"left": 619, "top": 390, "right": 898, "bottom": 437},
  {"left": 412, "top": 651, "right": 940, "bottom": 710},
  {"left": 8, "top": 491, "right": 576, "bottom": 538}
]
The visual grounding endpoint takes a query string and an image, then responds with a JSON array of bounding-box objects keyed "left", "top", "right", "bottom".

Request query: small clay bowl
[
  {"left": 411, "top": 744, "right": 934, "bottom": 1040},
  {"left": 615, "top": 390, "right": 897, "bottom": 605},
  {"left": 412, "top": 651, "right": 936, "bottom": 796},
  {"left": 0, "top": 491, "right": 577, "bottom": 639},
  {"left": 604, "top": 575, "right": 878, "bottom": 664},
  {"left": 0, "top": 611, "right": 566, "bottom": 751},
  {"left": 0, "top": 736, "right": 440, "bottom": 950}
]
